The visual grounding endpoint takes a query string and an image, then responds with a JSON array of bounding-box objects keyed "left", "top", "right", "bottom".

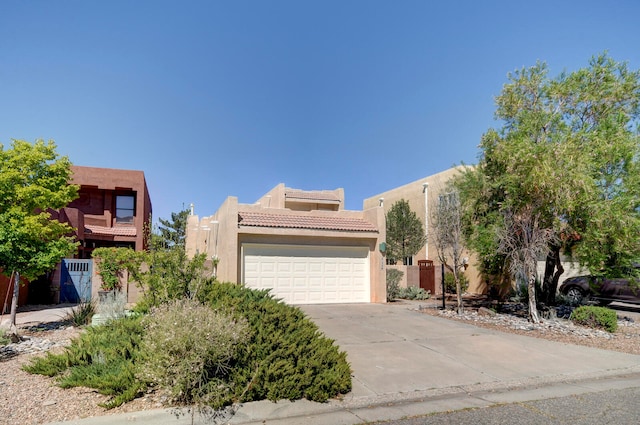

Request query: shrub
[
  {"left": 386, "top": 268, "right": 403, "bottom": 301},
  {"left": 570, "top": 306, "right": 618, "bottom": 333},
  {"left": 134, "top": 250, "right": 211, "bottom": 310},
  {"left": 398, "top": 286, "right": 431, "bottom": 300},
  {"left": 0, "top": 330, "right": 9, "bottom": 346},
  {"left": 136, "top": 299, "right": 250, "bottom": 411},
  {"left": 93, "top": 247, "right": 143, "bottom": 291},
  {"left": 64, "top": 300, "right": 96, "bottom": 326},
  {"left": 444, "top": 272, "right": 469, "bottom": 294},
  {"left": 26, "top": 283, "right": 352, "bottom": 410},
  {"left": 201, "top": 282, "right": 352, "bottom": 403},
  {"left": 24, "top": 315, "right": 145, "bottom": 408}
]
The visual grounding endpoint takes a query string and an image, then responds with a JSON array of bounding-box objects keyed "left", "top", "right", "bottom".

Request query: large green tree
[
  {"left": 385, "top": 199, "right": 427, "bottom": 265},
  {"left": 0, "top": 139, "right": 79, "bottom": 329},
  {"left": 457, "top": 54, "right": 640, "bottom": 322}
]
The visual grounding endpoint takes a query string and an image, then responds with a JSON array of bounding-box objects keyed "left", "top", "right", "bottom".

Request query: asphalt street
[{"left": 371, "top": 385, "right": 640, "bottom": 425}]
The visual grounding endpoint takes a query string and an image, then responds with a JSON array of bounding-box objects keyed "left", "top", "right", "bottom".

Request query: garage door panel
[
  {"left": 308, "top": 262, "right": 323, "bottom": 273},
  {"left": 261, "top": 277, "right": 275, "bottom": 289},
  {"left": 293, "top": 276, "right": 307, "bottom": 287},
  {"left": 339, "top": 263, "right": 353, "bottom": 273},
  {"left": 260, "top": 262, "right": 276, "bottom": 273},
  {"left": 293, "top": 262, "right": 308, "bottom": 273},
  {"left": 338, "top": 277, "right": 354, "bottom": 288},
  {"left": 323, "top": 291, "right": 338, "bottom": 302},
  {"left": 323, "top": 262, "right": 337, "bottom": 273},
  {"left": 277, "top": 262, "right": 292, "bottom": 273},
  {"left": 324, "top": 277, "right": 337, "bottom": 288},
  {"left": 292, "top": 292, "right": 310, "bottom": 303},
  {"left": 277, "top": 277, "right": 292, "bottom": 290},
  {"left": 243, "top": 244, "right": 370, "bottom": 304},
  {"left": 245, "top": 262, "right": 259, "bottom": 274}
]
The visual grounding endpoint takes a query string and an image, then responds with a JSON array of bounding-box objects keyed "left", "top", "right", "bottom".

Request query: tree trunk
[
  {"left": 454, "top": 270, "right": 463, "bottom": 314},
  {"left": 548, "top": 249, "right": 563, "bottom": 306},
  {"left": 541, "top": 245, "right": 564, "bottom": 305},
  {"left": 9, "top": 271, "right": 20, "bottom": 336},
  {"left": 527, "top": 273, "right": 540, "bottom": 323},
  {"left": 541, "top": 248, "right": 556, "bottom": 305}
]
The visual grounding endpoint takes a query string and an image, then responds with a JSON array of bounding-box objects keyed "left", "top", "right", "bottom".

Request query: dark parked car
[{"left": 559, "top": 267, "right": 640, "bottom": 305}]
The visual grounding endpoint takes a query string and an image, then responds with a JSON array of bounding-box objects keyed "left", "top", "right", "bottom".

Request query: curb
[{"left": 45, "top": 370, "right": 640, "bottom": 425}]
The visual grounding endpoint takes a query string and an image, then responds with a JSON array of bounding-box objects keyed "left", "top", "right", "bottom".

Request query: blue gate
[{"left": 60, "top": 259, "right": 93, "bottom": 303}]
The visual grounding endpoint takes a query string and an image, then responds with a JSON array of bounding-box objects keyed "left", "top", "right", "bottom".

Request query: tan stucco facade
[
  {"left": 185, "top": 184, "right": 387, "bottom": 303},
  {"left": 363, "top": 166, "right": 485, "bottom": 296}
]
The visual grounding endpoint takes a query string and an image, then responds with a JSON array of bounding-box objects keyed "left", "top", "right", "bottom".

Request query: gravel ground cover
[
  {"left": 418, "top": 301, "right": 640, "bottom": 355},
  {"left": 1, "top": 302, "right": 639, "bottom": 424},
  {"left": 0, "top": 323, "right": 163, "bottom": 425}
]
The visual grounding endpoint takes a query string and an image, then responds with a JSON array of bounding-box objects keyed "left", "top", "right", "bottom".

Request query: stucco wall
[
  {"left": 0, "top": 272, "right": 29, "bottom": 310},
  {"left": 536, "top": 260, "right": 588, "bottom": 285},
  {"left": 69, "top": 165, "right": 152, "bottom": 251},
  {"left": 364, "top": 166, "right": 485, "bottom": 295},
  {"left": 386, "top": 265, "right": 420, "bottom": 288},
  {"left": 90, "top": 260, "right": 143, "bottom": 305},
  {"left": 186, "top": 188, "right": 387, "bottom": 303}
]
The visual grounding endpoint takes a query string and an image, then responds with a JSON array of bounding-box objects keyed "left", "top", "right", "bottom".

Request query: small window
[{"left": 116, "top": 195, "right": 135, "bottom": 223}]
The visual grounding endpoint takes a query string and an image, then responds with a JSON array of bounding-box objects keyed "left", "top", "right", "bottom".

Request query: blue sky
[{"left": 2, "top": 1, "right": 639, "bottom": 224}]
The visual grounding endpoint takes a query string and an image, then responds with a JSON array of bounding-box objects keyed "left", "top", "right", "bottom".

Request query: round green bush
[
  {"left": 570, "top": 305, "right": 618, "bottom": 333},
  {"left": 444, "top": 272, "right": 469, "bottom": 294}
]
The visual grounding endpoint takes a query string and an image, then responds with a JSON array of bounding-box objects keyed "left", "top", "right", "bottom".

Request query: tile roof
[
  {"left": 238, "top": 211, "right": 377, "bottom": 232},
  {"left": 84, "top": 225, "right": 137, "bottom": 237},
  {"left": 285, "top": 189, "right": 341, "bottom": 203}
]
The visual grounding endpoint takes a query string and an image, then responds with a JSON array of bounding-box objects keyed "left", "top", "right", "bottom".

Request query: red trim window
[{"left": 116, "top": 195, "right": 135, "bottom": 224}]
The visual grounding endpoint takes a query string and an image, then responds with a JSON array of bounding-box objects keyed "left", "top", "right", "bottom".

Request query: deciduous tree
[
  {"left": 458, "top": 54, "right": 640, "bottom": 322},
  {"left": 432, "top": 186, "right": 467, "bottom": 313},
  {"left": 0, "top": 139, "right": 78, "bottom": 331}
]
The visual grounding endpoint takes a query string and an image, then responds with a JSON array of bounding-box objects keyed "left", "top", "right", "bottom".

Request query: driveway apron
[{"left": 300, "top": 302, "right": 640, "bottom": 406}]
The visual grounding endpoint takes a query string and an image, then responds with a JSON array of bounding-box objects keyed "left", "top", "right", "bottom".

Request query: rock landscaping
[
  {"left": 418, "top": 300, "right": 640, "bottom": 355},
  {"left": 0, "top": 322, "right": 74, "bottom": 360}
]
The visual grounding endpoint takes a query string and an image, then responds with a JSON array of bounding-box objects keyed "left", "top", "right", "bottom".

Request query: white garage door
[{"left": 242, "top": 244, "right": 370, "bottom": 304}]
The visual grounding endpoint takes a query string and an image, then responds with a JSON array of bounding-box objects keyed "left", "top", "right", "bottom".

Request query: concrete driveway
[{"left": 300, "top": 301, "right": 640, "bottom": 408}]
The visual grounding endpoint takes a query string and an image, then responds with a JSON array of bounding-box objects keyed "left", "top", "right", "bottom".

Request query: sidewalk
[
  {"left": 30, "top": 300, "right": 640, "bottom": 424},
  {"left": 0, "top": 304, "right": 75, "bottom": 328}
]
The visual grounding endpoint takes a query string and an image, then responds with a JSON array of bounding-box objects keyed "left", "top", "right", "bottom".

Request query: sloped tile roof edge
[
  {"left": 84, "top": 225, "right": 137, "bottom": 237},
  {"left": 238, "top": 211, "right": 377, "bottom": 232}
]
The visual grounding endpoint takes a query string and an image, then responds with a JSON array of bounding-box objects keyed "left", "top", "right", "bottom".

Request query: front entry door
[
  {"left": 419, "top": 260, "right": 435, "bottom": 294},
  {"left": 60, "top": 259, "right": 92, "bottom": 303}
]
